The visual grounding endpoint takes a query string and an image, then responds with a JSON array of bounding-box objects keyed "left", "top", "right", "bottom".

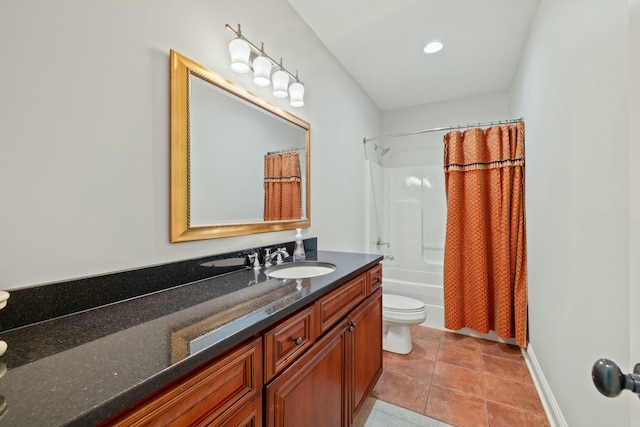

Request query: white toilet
[{"left": 382, "top": 293, "right": 427, "bottom": 354}]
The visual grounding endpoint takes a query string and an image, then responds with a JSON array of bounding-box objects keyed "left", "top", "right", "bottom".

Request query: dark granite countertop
[{"left": 0, "top": 250, "right": 381, "bottom": 426}]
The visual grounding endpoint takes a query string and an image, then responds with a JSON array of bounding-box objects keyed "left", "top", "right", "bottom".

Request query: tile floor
[
  {"left": 354, "top": 398, "right": 451, "bottom": 427},
  {"left": 371, "top": 325, "right": 551, "bottom": 427}
]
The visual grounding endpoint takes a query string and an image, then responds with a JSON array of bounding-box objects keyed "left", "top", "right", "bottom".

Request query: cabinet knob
[
  {"left": 347, "top": 322, "right": 356, "bottom": 332},
  {"left": 292, "top": 337, "right": 303, "bottom": 345}
]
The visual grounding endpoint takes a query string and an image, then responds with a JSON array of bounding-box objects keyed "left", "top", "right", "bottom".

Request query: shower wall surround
[
  {"left": 384, "top": 164, "right": 446, "bottom": 273},
  {"left": 368, "top": 160, "right": 446, "bottom": 328}
]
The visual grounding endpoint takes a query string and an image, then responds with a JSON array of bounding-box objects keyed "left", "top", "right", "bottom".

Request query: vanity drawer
[
  {"left": 367, "top": 264, "right": 383, "bottom": 294},
  {"left": 107, "top": 337, "right": 262, "bottom": 426},
  {"left": 198, "top": 393, "right": 262, "bottom": 427},
  {"left": 264, "top": 306, "right": 315, "bottom": 382},
  {"left": 315, "top": 274, "right": 367, "bottom": 336}
]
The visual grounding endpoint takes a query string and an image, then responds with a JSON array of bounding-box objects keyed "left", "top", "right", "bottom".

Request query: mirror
[{"left": 170, "top": 50, "right": 311, "bottom": 242}]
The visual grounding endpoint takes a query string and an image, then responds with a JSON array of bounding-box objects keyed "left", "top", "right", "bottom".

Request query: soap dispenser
[{"left": 293, "top": 228, "right": 306, "bottom": 262}]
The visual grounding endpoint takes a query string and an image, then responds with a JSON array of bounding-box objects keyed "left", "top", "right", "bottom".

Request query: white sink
[{"left": 265, "top": 261, "right": 336, "bottom": 279}]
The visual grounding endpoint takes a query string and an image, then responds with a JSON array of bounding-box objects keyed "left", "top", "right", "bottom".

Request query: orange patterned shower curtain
[
  {"left": 443, "top": 122, "right": 528, "bottom": 347},
  {"left": 264, "top": 151, "right": 302, "bottom": 221}
]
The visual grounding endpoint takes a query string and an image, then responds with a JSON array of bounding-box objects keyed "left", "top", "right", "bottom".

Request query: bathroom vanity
[
  {"left": 105, "top": 261, "right": 382, "bottom": 426},
  {"left": 0, "top": 247, "right": 382, "bottom": 427}
]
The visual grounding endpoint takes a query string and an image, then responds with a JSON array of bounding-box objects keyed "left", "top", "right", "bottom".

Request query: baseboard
[{"left": 522, "top": 344, "right": 568, "bottom": 427}]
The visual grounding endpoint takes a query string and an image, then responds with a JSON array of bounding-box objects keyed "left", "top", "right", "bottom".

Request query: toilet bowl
[{"left": 382, "top": 293, "right": 427, "bottom": 354}]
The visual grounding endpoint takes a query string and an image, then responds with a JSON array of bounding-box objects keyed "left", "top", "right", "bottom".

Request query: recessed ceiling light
[{"left": 423, "top": 41, "right": 443, "bottom": 54}]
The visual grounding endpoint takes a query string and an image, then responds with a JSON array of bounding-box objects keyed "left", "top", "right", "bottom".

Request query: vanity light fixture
[
  {"left": 272, "top": 63, "right": 290, "bottom": 97},
  {"left": 225, "top": 23, "right": 305, "bottom": 107},
  {"left": 289, "top": 74, "right": 305, "bottom": 107},
  {"left": 252, "top": 43, "right": 272, "bottom": 87},
  {"left": 228, "top": 28, "right": 251, "bottom": 73},
  {"left": 423, "top": 41, "right": 444, "bottom": 54}
]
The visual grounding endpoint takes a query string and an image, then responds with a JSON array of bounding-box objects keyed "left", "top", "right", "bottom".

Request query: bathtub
[{"left": 381, "top": 266, "right": 445, "bottom": 330}]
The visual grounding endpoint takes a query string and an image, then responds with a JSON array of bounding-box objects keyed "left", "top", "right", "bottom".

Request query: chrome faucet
[{"left": 265, "top": 247, "right": 290, "bottom": 267}]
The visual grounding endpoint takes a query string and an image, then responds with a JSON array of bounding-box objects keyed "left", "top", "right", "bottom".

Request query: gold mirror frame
[{"left": 170, "top": 50, "right": 311, "bottom": 242}]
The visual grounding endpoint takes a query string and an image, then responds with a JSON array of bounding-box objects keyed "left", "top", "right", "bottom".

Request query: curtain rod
[
  {"left": 362, "top": 117, "right": 524, "bottom": 143},
  {"left": 267, "top": 146, "right": 306, "bottom": 155}
]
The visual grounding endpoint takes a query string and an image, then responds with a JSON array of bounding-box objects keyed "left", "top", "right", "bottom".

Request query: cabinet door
[
  {"left": 348, "top": 288, "right": 383, "bottom": 421},
  {"left": 107, "top": 337, "right": 262, "bottom": 426},
  {"left": 266, "top": 319, "right": 350, "bottom": 427}
]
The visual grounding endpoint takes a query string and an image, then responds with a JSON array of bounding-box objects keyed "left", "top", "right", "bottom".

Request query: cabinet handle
[
  {"left": 347, "top": 321, "right": 356, "bottom": 332},
  {"left": 292, "top": 337, "right": 303, "bottom": 345},
  {"left": 373, "top": 277, "right": 381, "bottom": 283}
]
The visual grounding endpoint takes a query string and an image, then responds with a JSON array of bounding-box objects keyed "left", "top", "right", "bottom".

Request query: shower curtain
[
  {"left": 264, "top": 151, "right": 302, "bottom": 221},
  {"left": 442, "top": 122, "right": 527, "bottom": 347}
]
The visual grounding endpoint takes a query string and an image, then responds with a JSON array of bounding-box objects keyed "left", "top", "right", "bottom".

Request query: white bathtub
[{"left": 381, "top": 266, "right": 445, "bottom": 330}]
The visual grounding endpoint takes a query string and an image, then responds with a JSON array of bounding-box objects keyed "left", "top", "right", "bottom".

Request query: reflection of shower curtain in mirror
[
  {"left": 264, "top": 152, "right": 302, "bottom": 221},
  {"left": 443, "top": 122, "right": 528, "bottom": 348}
]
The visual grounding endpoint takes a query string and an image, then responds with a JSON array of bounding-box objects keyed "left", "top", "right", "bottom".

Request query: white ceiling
[{"left": 287, "top": 0, "right": 540, "bottom": 111}]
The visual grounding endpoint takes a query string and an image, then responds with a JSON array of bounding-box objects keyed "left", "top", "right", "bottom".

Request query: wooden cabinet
[
  {"left": 203, "top": 394, "right": 262, "bottom": 427},
  {"left": 264, "top": 306, "right": 315, "bottom": 382},
  {"left": 266, "top": 270, "right": 383, "bottom": 427},
  {"left": 315, "top": 274, "right": 367, "bottom": 336},
  {"left": 105, "top": 337, "right": 262, "bottom": 426},
  {"left": 105, "top": 262, "right": 382, "bottom": 427},
  {"left": 366, "top": 263, "right": 382, "bottom": 294},
  {"left": 348, "top": 288, "right": 383, "bottom": 421},
  {"left": 266, "top": 318, "right": 350, "bottom": 427}
]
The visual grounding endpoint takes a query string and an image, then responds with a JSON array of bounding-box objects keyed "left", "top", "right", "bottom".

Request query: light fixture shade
[
  {"left": 253, "top": 55, "right": 272, "bottom": 86},
  {"left": 289, "top": 81, "right": 305, "bottom": 107},
  {"left": 229, "top": 38, "right": 251, "bottom": 73},
  {"left": 272, "top": 70, "right": 289, "bottom": 97}
]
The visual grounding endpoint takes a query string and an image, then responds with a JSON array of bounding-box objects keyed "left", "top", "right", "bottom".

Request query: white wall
[
  {"left": 383, "top": 90, "right": 510, "bottom": 135},
  {"left": 510, "top": 0, "right": 631, "bottom": 426},
  {"left": 0, "top": 0, "right": 381, "bottom": 290},
  {"left": 380, "top": 91, "right": 510, "bottom": 169}
]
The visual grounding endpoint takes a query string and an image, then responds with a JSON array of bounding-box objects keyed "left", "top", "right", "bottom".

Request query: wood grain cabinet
[
  {"left": 366, "top": 264, "right": 382, "bottom": 294},
  {"left": 315, "top": 274, "right": 367, "bottom": 337},
  {"left": 264, "top": 306, "right": 316, "bottom": 383},
  {"left": 104, "top": 337, "right": 263, "bottom": 426},
  {"left": 348, "top": 287, "right": 383, "bottom": 422},
  {"left": 266, "top": 268, "right": 383, "bottom": 427},
  {"left": 104, "top": 263, "right": 382, "bottom": 427},
  {"left": 266, "top": 318, "right": 350, "bottom": 427}
]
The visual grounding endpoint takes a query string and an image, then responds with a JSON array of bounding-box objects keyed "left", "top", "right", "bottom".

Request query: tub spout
[
  {"left": 376, "top": 240, "right": 390, "bottom": 249},
  {"left": 383, "top": 255, "right": 394, "bottom": 261}
]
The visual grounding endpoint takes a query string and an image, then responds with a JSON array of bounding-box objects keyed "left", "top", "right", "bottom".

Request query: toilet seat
[
  {"left": 383, "top": 294, "right": 425, "bottom": 311},
  {"left": 382, "top": 294, "right": 427, "bottom": 324}
]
